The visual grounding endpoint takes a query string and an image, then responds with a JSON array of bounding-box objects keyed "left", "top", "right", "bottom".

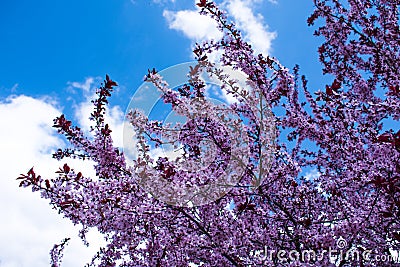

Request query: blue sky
[
  {"left": 0, "top": 0, "right": 327, "bottom": 266},
  {"left": 0, "top": 0, "right": 324, "bottom": 105}
]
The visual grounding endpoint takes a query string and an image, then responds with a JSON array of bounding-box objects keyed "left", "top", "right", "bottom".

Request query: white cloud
[
  {"left": 223, "top": 0, "right": 277, "bottom": 56},
  {"left": 163, "top": 0, "right": 276, "bottom": 57},
  {"left": 163, "top": 9, "right": 222, "bottom": 42},
  {"left": 303, "top": 168, "right": 327, "bottom": 197},
  {"left": 0, "top": 95, "right": 106, "bottom": 267},
  {"left": 68, "top": 77, "right": 94, "bottom": 93},
  {"left": 304, "top": 168, "right": 320, "bottom": 182}
]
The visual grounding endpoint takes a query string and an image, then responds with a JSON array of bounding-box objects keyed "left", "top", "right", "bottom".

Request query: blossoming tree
[{"left": 18, "top": 0, "right": 399, "bottom": 266}]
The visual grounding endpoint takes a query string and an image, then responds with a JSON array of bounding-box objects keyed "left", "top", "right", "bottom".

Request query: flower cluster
[{"left": 18, "top": 1, "right": 399, "bottom": 266}]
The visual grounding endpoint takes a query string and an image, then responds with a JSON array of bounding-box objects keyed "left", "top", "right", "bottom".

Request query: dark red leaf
[
  {"left": 393, "top": 232, "right": 400, "bottom": 241},
  {"left": 372, "top": 176, "right": 385, "bottom": 187},
  {"left": 28, "top": 167, "right": 35, "bottom": 177},
  {"left": 377, "top": 133, "right": 392, "bottom": 143},
  {"left": 247, "top": 203, "right": 256, "bottom": 210},
  {"left": 45, "top": 179, "right": 51, "bottom": 189},
  {"left": 331, "top": 79, "right": 341, "bottom": 90},
  {"left": 301, "top": 218, "right": 312, "bottom": 227},
  {"left": 105, "top": 74, "right": 118, "bottom": 89},
  {"left": 388, "top": 85, "right": 399, "bottom": 96},
  {"left": 16, "top": 174, "right": 28, "bottom": 180},
  {"left": 381, "top": 211, "right": 392, "bottom": 218},
  {"left": 237, "top": 203, "right": 246, "bottom": 212},
  {"left": 318, "top": 45, "right": 325, "bottom": 54},
  {"left": 63, "top": 163, "right": 70, "bottom": 174},
  {"left": 196, "top": 0, "right": 207, "bottom": 7},
  {"left": 326, "top": 85, "right": 333, "bottom": 96}
]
